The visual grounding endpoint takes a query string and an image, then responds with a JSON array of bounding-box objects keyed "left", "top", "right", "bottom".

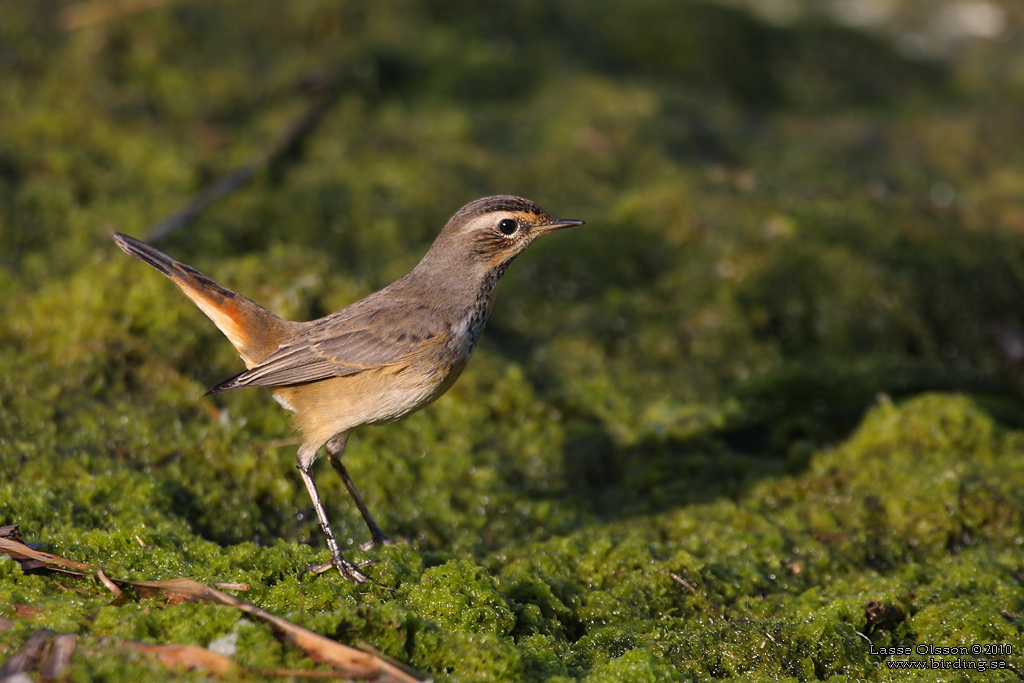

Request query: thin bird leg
[
  {"left": 295, "top": 462, "right": 369, "bottom": 583},
  {"left": 326, "top": 433, "right": 395, "bottom": 550}
]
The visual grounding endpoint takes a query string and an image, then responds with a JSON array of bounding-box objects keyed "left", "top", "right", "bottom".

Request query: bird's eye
[{"left": 498, "top": 218, "right": 518, "bottom": 236}]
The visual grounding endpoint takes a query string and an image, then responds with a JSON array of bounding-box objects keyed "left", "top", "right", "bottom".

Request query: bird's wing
[{"left": 206, "top": 301, "right": 447, "bottom": 394}]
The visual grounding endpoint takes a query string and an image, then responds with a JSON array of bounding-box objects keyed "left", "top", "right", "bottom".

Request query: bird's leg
[
  {"left": 295, "top": 446, "right": 369, "bottom": 583},
  {"left": 326, "top": 433, "right": 395, "bottom": 550}
]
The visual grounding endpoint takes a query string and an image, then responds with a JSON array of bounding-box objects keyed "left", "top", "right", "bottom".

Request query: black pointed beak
[{"left": 533, "top": 218, "right": 585, "bottom": 235}]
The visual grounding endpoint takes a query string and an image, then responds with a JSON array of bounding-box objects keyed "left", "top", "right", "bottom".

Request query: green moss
[
  {"left": 4, "top": 0, "right": 1024, "bottom": 680},
  {"left": 403, "top": 560, "right": 516, "bottom": 636},
  {"left": 583, "top": 648, "right": 681, "bottom": 683}
]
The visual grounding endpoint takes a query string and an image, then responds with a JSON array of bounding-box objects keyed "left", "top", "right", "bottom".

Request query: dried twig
[
  {"left": 0, "top": 630, "right": 54, "bottom": 679},
  {"left": 145, "top": 78, "right": 346, "bottom": 243},
  {"left": 97, "top": 567, "right": 123, "bottom": 597},
  {"left": 357, "top": 642, "right": 425, "bottom": 680},
  {"left": 669, "top": 571, "right": 696, "bottom": 593},
  {"left": 0, "top": 536, "right": 92, "bottom": 574},
  {"left": 39, "top": 634, "right": 78, "bottom": 681},
  {"left": 128, "top": 641, "right": 236, "bottom": 676},
  {"left": 0, "top": 528, "right": 425, "bottom": 682},
  {"left": 58, "top": 0, "right": 175, "bottom": 31},
  {"left": 129, "top": 641, "right": 387, "bottom": 679},
  {"left": 126, "top": 578, "right": 419, "bottom": 680},
  {"left": 214, "top": 582, "right": 250, "bottom": 591}
]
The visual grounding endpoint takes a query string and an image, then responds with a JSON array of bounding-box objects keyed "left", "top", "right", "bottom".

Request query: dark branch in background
[
  {"left": 145, "top": 66, "right": 377, "bottom": 244},
  {"left": 59, "top": 5, "right": 399, "bottom": 245},
  {"left": 58, "top": 0, "right": 177, "bottom": 32}
]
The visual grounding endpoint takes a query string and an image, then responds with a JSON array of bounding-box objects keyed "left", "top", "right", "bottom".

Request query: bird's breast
[
  {"left": 445, "top": 273, "right": 503, "bottom": 369},
  {"left": 446, "top": 262, "right": 507, "bottom": 355}
]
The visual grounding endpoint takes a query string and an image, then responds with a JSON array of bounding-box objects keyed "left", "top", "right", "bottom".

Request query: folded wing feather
[{"left": 206, "top": 301, "right": 446, "bottom": 394}]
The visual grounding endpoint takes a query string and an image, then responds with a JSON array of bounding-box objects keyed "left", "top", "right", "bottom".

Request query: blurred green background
[{"left": 2, "top": 0, "right": 1024, "bottom": 680}]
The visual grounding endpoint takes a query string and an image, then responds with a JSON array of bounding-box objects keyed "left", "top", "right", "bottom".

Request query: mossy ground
[{"left": 2, "top": 1, "right": 1024, "bottom": 681}]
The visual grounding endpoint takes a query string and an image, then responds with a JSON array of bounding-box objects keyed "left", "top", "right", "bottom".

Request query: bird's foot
[{"left": 300, "top": 555, "right": 372, "bottom": 583}]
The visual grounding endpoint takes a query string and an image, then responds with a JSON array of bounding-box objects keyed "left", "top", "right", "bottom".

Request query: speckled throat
[{"left": 447, "top": 260, "right": 513, "bottom": 363}]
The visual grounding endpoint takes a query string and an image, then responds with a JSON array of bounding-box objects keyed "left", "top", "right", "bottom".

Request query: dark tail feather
[
  {"left": 112, "top": 232, "right": 298, "bottom": 370},
  {"left": 114, "top": 232, "right": 187, "bottom": 281}
]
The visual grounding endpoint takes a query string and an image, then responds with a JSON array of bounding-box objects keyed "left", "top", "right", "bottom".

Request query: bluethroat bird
[{"left": 113, "top": 196, "right": 583, "bottom": 582}]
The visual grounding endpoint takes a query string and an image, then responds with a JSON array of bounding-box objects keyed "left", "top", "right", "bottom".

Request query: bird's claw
[
  {"left": 358, "top": 535, "right": 399, "bottom": 551},
  {"left": 300, "top": 556, "right": 371, "bottom": 583}
]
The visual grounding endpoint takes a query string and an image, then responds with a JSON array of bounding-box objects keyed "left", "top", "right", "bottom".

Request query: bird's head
[{"left": 425, "top": 196, "right": 584, "bottom": 275}]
